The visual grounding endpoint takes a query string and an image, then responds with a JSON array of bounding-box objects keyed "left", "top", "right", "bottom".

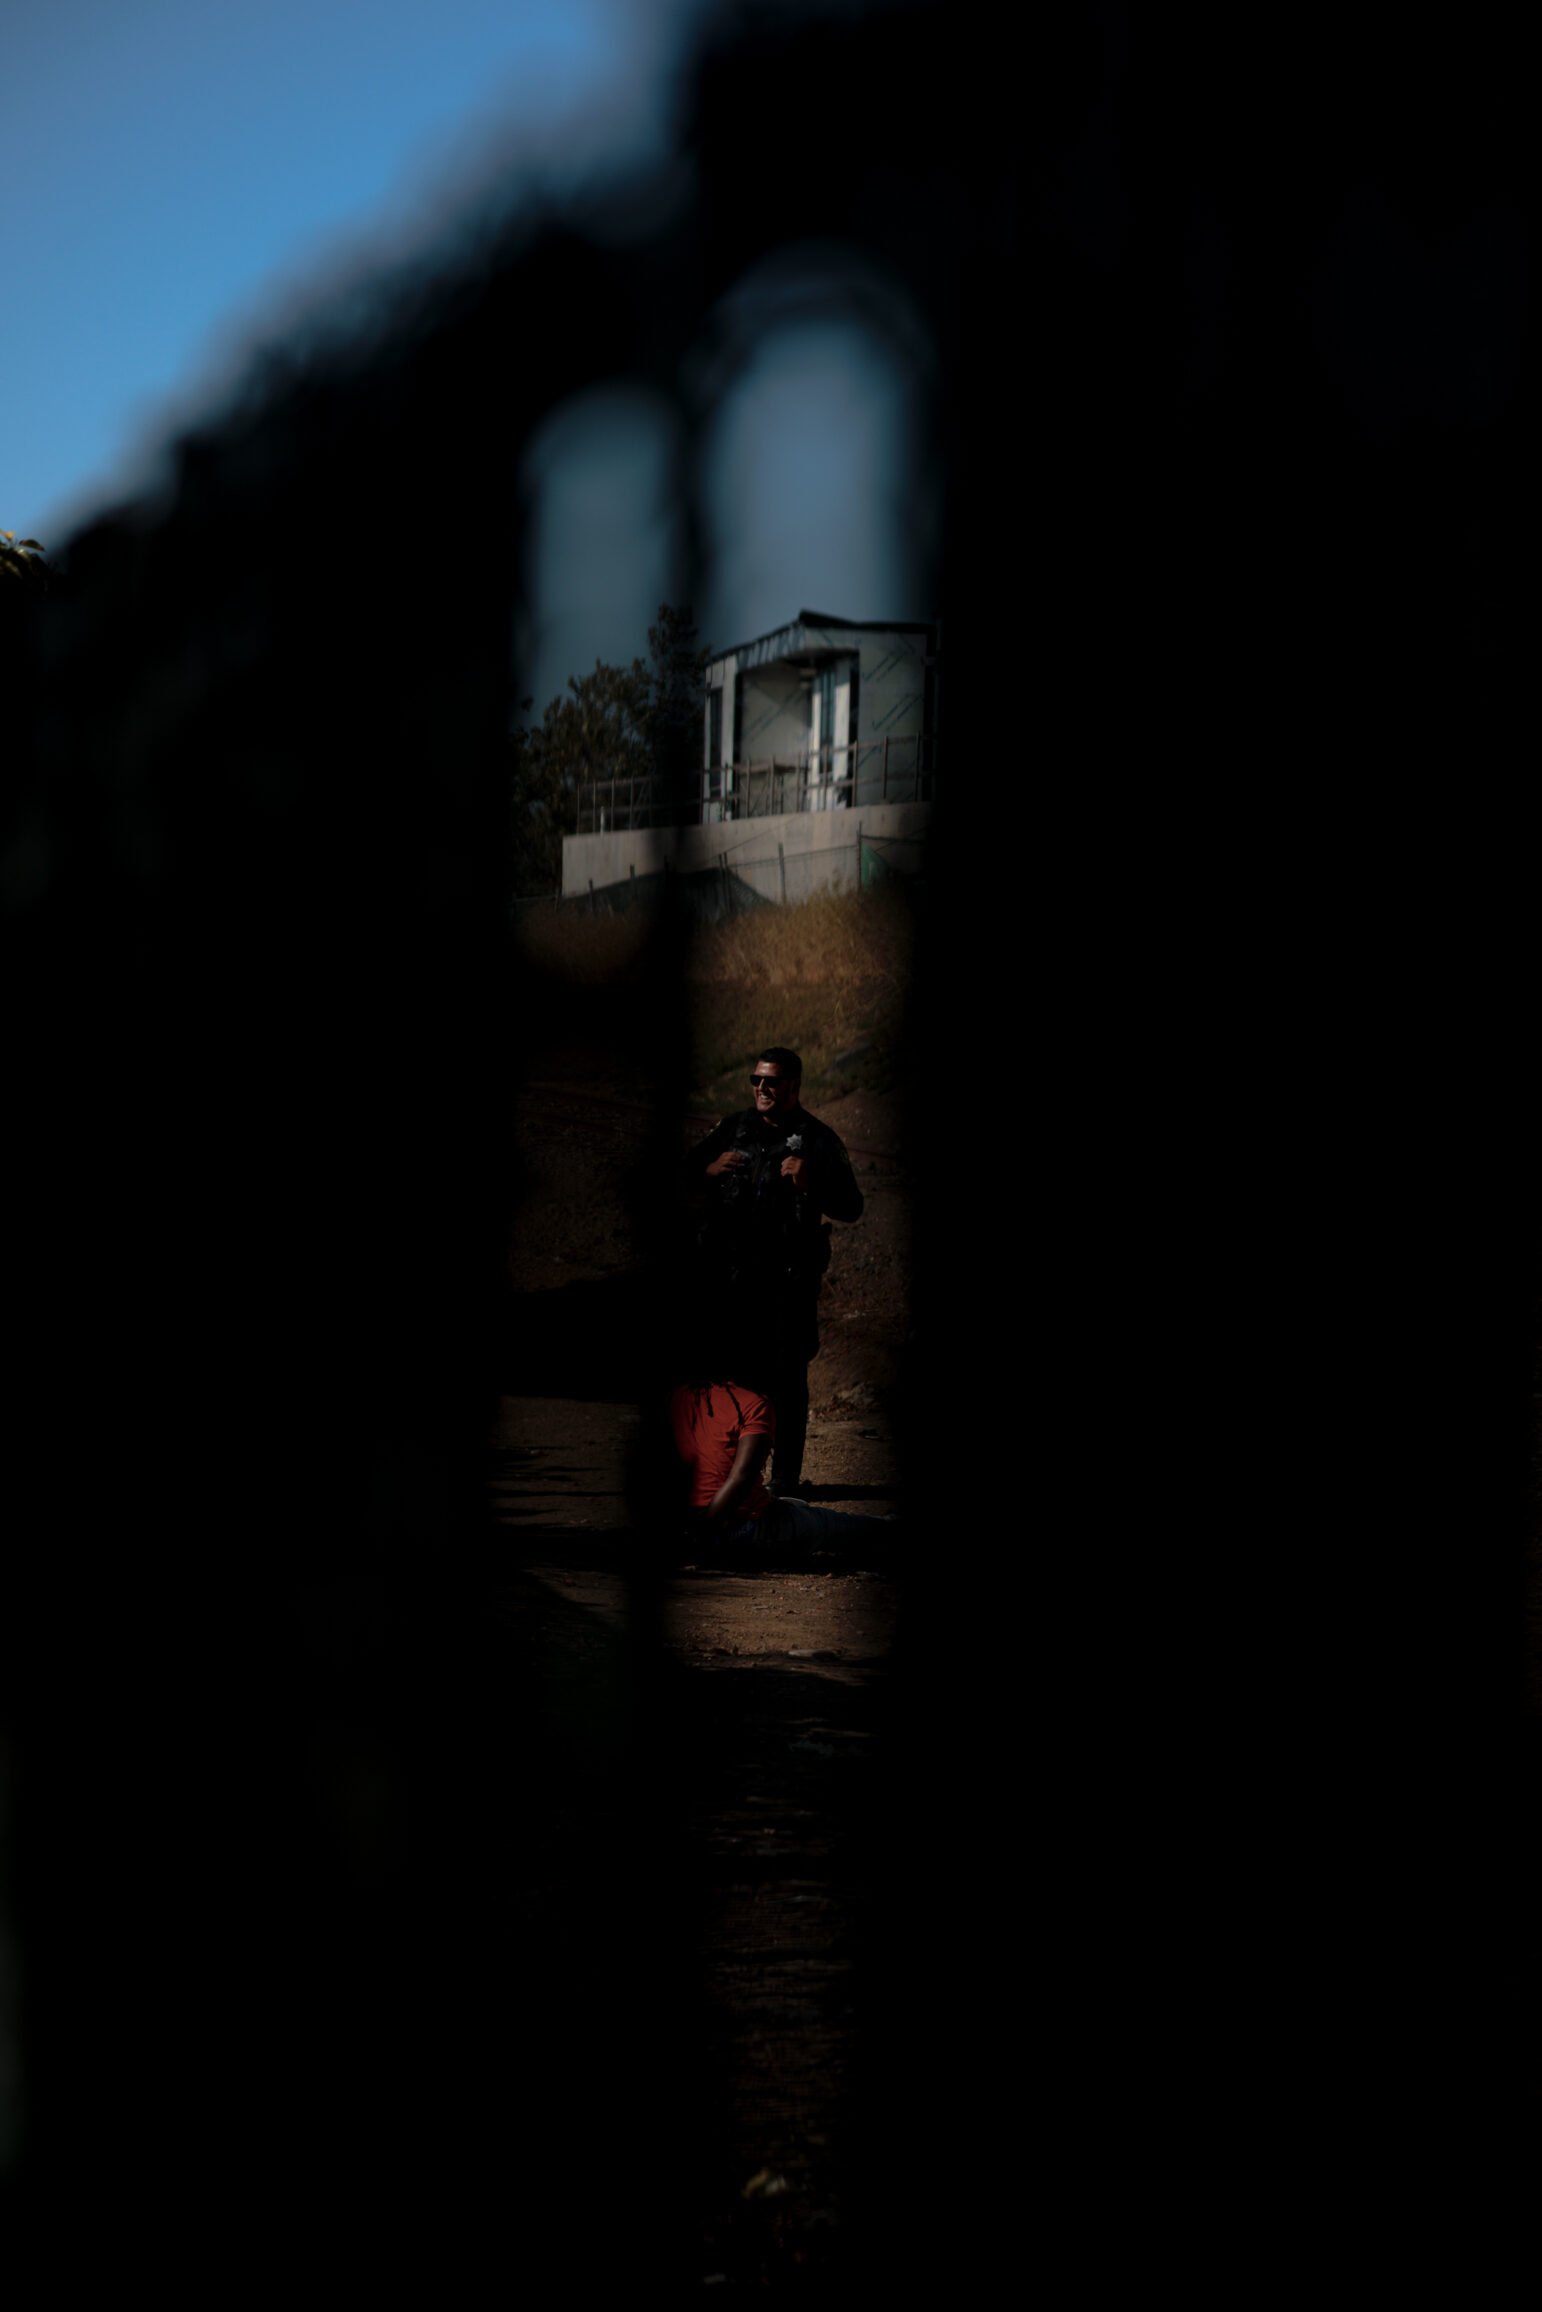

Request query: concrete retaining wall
[{"left": 562, "top": 801, "right": 931, "bottom": 905}]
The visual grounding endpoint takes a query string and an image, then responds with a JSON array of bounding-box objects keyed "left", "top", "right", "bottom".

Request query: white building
[
  {"left": 702, "top": 610, "right": 938, "bottom": 821},
  {"left": 560, "top": 609, "right": 937, "bottom": 908}
]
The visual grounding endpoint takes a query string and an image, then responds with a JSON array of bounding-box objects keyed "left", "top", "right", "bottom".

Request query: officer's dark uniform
[{"left": 684, "top": 1103, "right": 863, "bottom": 1493}]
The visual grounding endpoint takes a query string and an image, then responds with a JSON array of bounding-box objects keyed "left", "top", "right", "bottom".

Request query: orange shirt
[{"left": 670, "top": 1381, "right": 775, "bottom": 1519}]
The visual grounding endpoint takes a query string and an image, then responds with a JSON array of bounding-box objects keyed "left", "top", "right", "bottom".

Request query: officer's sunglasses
[{"left": 749, "top": 1075, "right": 790, "bottom": 1093}]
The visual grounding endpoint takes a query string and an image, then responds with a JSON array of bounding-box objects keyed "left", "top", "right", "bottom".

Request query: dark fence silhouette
[{"left": 0, "top": 0, "right": 1527, "bottom": 2291}]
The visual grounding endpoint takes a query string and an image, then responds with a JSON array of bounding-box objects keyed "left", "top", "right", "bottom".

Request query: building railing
[{"left": 573, "top": 734, "right": 935, "bottom": 835}]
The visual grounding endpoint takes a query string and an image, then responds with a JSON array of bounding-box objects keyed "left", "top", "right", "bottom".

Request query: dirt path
[{"left": 486, "top": 1072, "right": 911, "bottom": 2287}]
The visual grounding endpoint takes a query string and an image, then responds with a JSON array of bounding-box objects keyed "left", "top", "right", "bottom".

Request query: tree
[
  {"left": 0, "top": 529, "right": 49, "bottom": 587},
  {"left": 0, "top": 531, "right": 51, "bottom": 704},
  {"left": 509, "top": 604, "right": 711, "bottom": 896},
  {"left": 639, "top": 602, "right": 711, "bottom": 812}
]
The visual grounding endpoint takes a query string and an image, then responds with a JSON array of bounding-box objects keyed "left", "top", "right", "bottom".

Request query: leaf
[{"left": 740, "top": 2168, "right": 790, "bottom": 2200}]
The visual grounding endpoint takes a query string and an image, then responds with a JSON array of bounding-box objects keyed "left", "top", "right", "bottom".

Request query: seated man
[{"left": 669, "top": 1373, "right": 894, "bottom": 1558}]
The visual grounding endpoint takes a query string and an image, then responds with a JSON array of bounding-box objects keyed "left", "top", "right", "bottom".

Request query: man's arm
[
  {"left": 685, "top": 1116, "right": 753, "bottom": 1184},
  {"left": 781, "top": 1126, "right": 864, "bottom": 1222},
  {"left": 818, "top": 1137, "right": 863, "bottom": 1223},
  {"left": 702, "top": 1428, "right": 771, "bottom": 1524}
]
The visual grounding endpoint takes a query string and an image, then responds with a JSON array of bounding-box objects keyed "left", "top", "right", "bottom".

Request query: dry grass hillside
[
  {"left": 506, "top": 882, "right": 917, "bottom": 1419},
  {"left": 513, "top": 884, "right": 918, "bottom": 1108}
]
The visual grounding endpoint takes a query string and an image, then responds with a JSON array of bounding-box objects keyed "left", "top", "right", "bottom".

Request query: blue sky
[
  {"left": 3, "top": 2, "right": 662, "bottom": 538},
  {"left": 2, "top": 0, "right": 926, "bottom": 705}
]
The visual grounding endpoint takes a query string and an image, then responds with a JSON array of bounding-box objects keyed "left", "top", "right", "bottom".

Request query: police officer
[{"left": 684, "top": 1046, "right": 863, "bottom": 1495}]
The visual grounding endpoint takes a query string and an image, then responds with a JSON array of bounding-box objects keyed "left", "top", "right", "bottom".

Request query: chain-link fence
[{"left": 576, "top": 737, "right": 934, "bottom": 835}]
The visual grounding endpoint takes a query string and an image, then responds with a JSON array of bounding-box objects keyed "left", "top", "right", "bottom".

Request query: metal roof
[{"left": 706, "top": 609, "right": 937, "bottom": 670}]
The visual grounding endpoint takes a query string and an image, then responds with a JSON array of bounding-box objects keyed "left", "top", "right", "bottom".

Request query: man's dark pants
[{"left": 763, "top": 1353, "right": 810, "bottom": 1496}]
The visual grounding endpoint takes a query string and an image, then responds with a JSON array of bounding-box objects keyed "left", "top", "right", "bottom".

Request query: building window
[
  {"left": 704, "top": 686, "right": 725, "bottom": 809},
  {"left": 817, "top": 665, "right": 836, "bottom": 783}
]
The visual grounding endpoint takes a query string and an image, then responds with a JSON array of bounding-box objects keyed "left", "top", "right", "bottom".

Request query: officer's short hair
[{"left": 757, "top": 1046, "right": 801, "bottom": 1082}]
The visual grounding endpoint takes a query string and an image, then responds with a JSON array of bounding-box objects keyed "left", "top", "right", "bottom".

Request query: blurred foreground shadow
[{"left": 1, "top": 0, "right": 1529, "bottom": 2288}]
